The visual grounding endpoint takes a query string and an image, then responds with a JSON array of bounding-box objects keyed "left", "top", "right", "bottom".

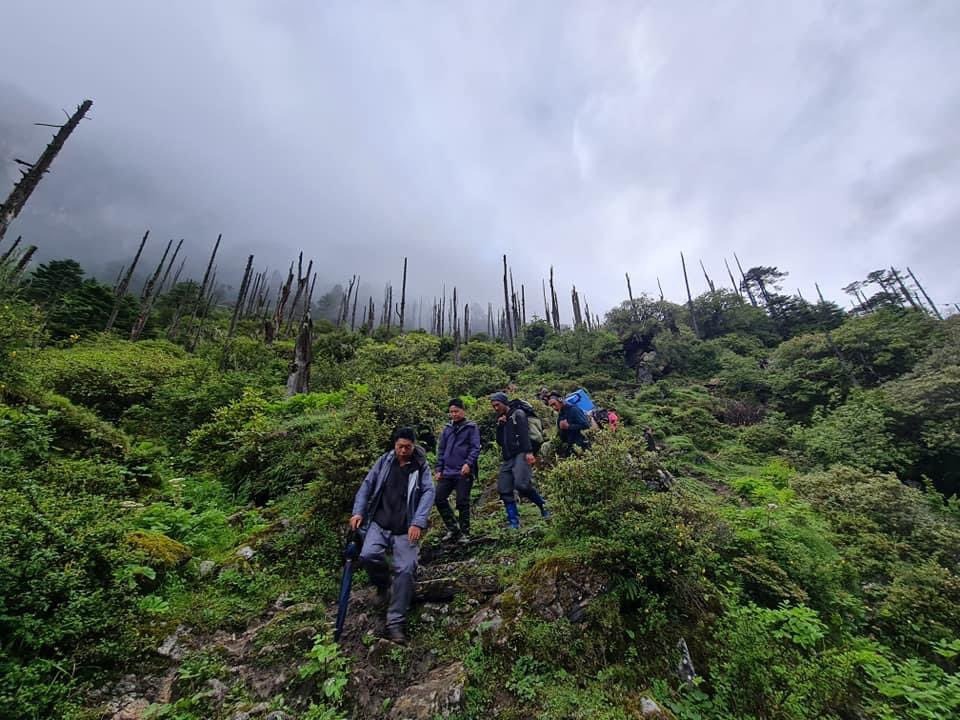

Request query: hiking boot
[
  {"left": 505, "top": 501, "right": 521, "bottom": 529},
  {"left": 386, "top": 625, "right": 407, "bottom": 644},
  {"left": 456, "top": 533, "right": 472, "bottom": 545},
  {"left": 441, "top": 529, "right": 461, "bottom": 542},
  {"left": 540, "top": 506, "right": 552, "bottom": 519}
]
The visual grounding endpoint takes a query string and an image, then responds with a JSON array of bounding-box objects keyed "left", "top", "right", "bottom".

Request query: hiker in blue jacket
[
  {"left": 349, "top": 427, "right": 435, "bottom": 644},
  {"left": 547, "top": 391, "right": 592, "bottom": 456},
  {"left": 490, "top": 392, "right": 550, "bottom": 529},
  {"left": 434, "top": 398, "right": 481, "bottom": 543}
]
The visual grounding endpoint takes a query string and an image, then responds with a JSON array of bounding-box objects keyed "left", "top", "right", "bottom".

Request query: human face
[
  {"left": 491, "top": 400, "right": 508, "bottom": 416},
  {"left": 449, "top": 405, "right": 466, "bottom": 423},
  {"left": 394, "top": 437, "right": 415, "bottom": 462},
  {"left": 548, "top": 397, "right": 563, "bottom": 412}
]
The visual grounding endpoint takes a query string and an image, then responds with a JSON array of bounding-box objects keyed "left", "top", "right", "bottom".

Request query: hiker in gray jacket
[{"left": 350, "top": 427, "right": 435, "bottom": 644}]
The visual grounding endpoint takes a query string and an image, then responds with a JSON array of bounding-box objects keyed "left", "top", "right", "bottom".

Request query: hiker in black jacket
[
  {"left": 434, "top": 398, "right": 481, "bottom": 542},
  {"left": 490, "top": 392, "right": 550, "bottom": 529}
]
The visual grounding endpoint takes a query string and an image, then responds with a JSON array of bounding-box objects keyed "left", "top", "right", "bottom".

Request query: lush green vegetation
[{"left": 1, "top": 256, "right": 958, "bottom": 719}]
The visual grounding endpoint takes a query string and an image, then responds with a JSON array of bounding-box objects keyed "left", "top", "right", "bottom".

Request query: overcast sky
[{"left": 1, "top": 0, "right": 958, "bottom": 319}]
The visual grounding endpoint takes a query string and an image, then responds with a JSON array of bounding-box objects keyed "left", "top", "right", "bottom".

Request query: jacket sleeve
[
  {"left": 352, "top": 454, "right": 384, "bottom": 517},
  {"left": 411, "top": 467, "right": 436, "bottom": 529},
  {"left": 435, "top": 426, "right": 448, "bottom": 472},
  {"left": 465, "top": 423, "right": 482, "bottom": 466},
  {"left": 513, "top": 410, "right": 532, "bottom": 454},
  {"left": 568, "top": 406, "right": 592, "bottom": 431}
]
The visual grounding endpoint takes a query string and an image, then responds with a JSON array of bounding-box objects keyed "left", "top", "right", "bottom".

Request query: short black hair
[
  {"left": 547, "top": 391, "right": 563, "bottom": 400},
  {"left": 448, "top": 398, "right": 465, "bottom": 409},
  {"left": 393, "top": 427, "right": 418, "bottom": 443}
]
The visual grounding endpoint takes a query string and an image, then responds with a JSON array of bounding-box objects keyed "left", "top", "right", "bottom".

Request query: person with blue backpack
[
  {"left": 547, "top": 390, "right": 592, "bottom": 456},
  {"left": 434, "top": 398, "right": 481, "bottom": 543},
  {"left": 489, "top": 391, "right": 550, "bottom": 529}
]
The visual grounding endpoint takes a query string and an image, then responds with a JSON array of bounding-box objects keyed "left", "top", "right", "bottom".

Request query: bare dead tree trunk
[
  {"left": 724, "top": 258, "right": 742, "bottom": 299},
  {"left": 157, "top": 239, "right": 184, "bottom": 295},
  {"left": 657, "top": 276, "right": 665, "bottom": 302},
  {"left": 351, "top": 276, "right": 360, "bottom": 330},
  {"left": 227, "top": 254, "right": 255, "bottom": 339},
  {"left": 464, "top": 302, "right": 470, "bottom": 340},
  {"left": 129, "top": 238, "right": 173, "bottom": 341},
  {"left": 11, "top": 245, "right": 37, "bottom": 277},
  {"left": 0, "top": 235, "right": 22, "bottom": 265},
  {"left": 270, "top": 262, "right": 294, "bottom": 342},
  {"left": 502, "top": 256, "right": 514, "bottom": 349},
  {"left": 286, "top": 317, "right": 313, "bottom": 396},
  {"left": 542, "top": 279, "right": 550, "bottom": 322},
  {"left": 453, "top": 287, "right": 461, "bottom": 364},
  {"left": 487, "top": 303, "right": 493, "bottom": 337},
  {"left": 734, "top": 253, "right": 758, "bottom": 307},
  {"left": 584, "top": 298, "right": 593, "bottom": 331},
  {"left": 907, "top": 267, "right": 942, "bottom": 319},
  {"left": 366, "top": 296, "right": 375, "bottom": 334},
  {"left": 398, "top": 257, "right": 407, "bottom": 332},
  {"left": 890, "top": 267, "right": 921, "bottom": 312},
  {"left": 626, "top": 272, "right": 640, "bottom": 320},
  {"left": 699, "top": 259, "right": 715, "bottom": 293},
  {"left": 284, "top": 255, "right": 312, "bottom": 336},
  {"left": 521, "top": 284, "right": 527, "bottom": 328},
  {"left": 549, "top": 266, "right": 560, "bottom": 331},
  {"left": 106, "top": 229, "right": 149, "bottom": 332},
  {"left": 0, "top": 99, "right": 93, "bottom": 242},
  {"left": 681, "top": 252, "right": 700, "bottom": 338},
  {"left": 571, "top": 286, "right": 583, "bottom": 328},
  {"left": 186, "top": 233, "right": 221, "bottom": 348}
]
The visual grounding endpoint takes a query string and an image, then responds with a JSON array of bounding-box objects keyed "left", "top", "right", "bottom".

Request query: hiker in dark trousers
[
  {"left": 644, "top": 427, "right": 657, "bottom": 452},
  {"left": 489, "top": 392, "right": 550, "bottom": 529},
  {"left": 350, "top": 427, "right": 435, "bottom": 644},
  {"left": 434, "top": 398, "right": 481, "bottom": 543},
  {"left": 547, "top": 391, "right": 592, "bottom": 456}
]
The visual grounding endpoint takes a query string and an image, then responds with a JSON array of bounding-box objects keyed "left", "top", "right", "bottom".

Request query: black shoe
[{"left": 386, "top": 625, "right": 407, "bottom": 644}]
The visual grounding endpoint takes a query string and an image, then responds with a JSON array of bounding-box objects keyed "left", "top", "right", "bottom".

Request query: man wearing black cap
[
  {"left": 490, "top": 391, "right": 550, "bottom": 529},
  {"left": 350, "top": 427, "right": 435, "bottom": 643},
  {"left": 434, "top": 398, "right": 481, "bottom": 542}
]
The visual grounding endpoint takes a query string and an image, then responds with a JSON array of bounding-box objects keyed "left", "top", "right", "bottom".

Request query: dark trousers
[
  {"left": 359, "top": 521, "right": 419, "bottom": 629},
  {"left": 436, "top": 473, "right": 472, "bottom": 533}
]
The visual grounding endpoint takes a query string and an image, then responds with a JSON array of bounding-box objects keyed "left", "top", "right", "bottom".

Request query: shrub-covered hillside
[{"left": 1, "top": 255, "right": 959, "bottom": 720}]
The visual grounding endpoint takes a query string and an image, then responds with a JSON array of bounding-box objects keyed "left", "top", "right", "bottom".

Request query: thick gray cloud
[{"left": 1, "top": 0, "right": 958, "bottom": 320}]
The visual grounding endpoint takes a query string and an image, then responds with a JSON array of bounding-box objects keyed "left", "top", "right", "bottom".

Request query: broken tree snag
[
  {"left": 186, "top": 233, "right": 222, "bottom": 348},
  {"left": 571, "top": 286, "right": 583, "bottom": 328},
  {"left": 0, "top": 99, "right": 93, "bottom": 242},
  {"left": 907, "top": 266, "right": 942, "bottom": 320},
  {"left": 681, "top": 252, "right": 700, "bottom": 339},
  {"left": 464, "top": 302, "right": 470, "bottom": 339},
  {"left": 889, "top": 267, "right": 921, "bottom": 312},
  {"left": 286, "top": 316, "right": 313, "bottom": 396},
  {"left": 227, "top": 254, "right": 255, "bottom": 339},
  {"left": 501, "top": 255, "right": 514, "bottom": 349},
  {"left": 284, "top": 255, "right": 312, "bottom": 336},
  {"left": 724, "top": 258, "right": 742, "bottom": 299},
  {"left": 521, "top": 284, "right": 527, "bottom": 328},
  {"left": 626, "top": 272, "right": 640, "bottom": 320},
  {"left": 452, "top": 287, "right": 461, "bottom": 364},
  {"left": 0, "top": 235, "right": 22, "bottom": 265},
  {"left": 399, "top": 257, "right": 408, "bottom": 332},
  {"left": 270, "top": 262, "right": 294, "bottom": 342},
  {"left": 366, "top": 296, "right": 375, "bottom": 334},
  {"left": 699, "top": 259, "right": 715, "bottom": 293},
  {"left": 157, "top": 239, "right": 184, "bottom": 295},
  {"left": 542, "top": 279, "right": 550, "bottom": 321},
  {"left": 657, "top": 276, "right": 665, "bottom": 302},
  {"left": 351, "top": 276, "right": 361, "bottom": 330},
  {"left": 734, "top": 253, "right": 758, "bottom": 307},
  {"left": 11, "top": 245, "right": 37, "bottom": 277},
  {"left": 129, "top": 238, "right": 174, "bottom": 341},
  {"left": 549, "top": 266, "right": 561, "bottom": 330},
  {"left": 106, "top": 229, "right": 149, "bottom": 332}
]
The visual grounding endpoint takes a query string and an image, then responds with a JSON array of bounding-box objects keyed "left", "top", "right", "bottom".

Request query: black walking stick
[{"left": 333, "top": 529, "right": 363, "bottom": 642}]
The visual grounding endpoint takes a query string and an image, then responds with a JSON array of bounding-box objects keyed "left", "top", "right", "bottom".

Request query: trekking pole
[{"left": 333, "top": 529, "right": 363, "bottom": 642}]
